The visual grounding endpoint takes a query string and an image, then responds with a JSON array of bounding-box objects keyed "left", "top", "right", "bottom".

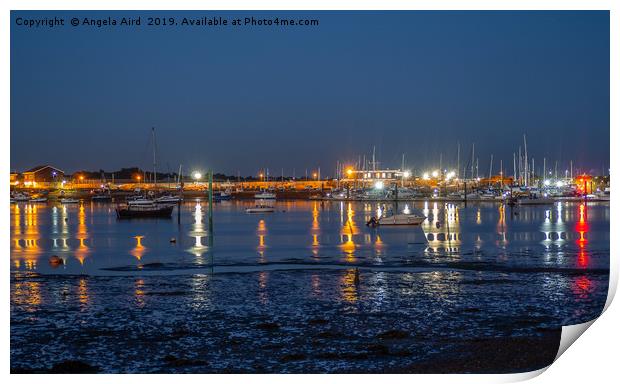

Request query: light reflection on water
[
  {"left": 9, "top": 200, "right": 609, "bottom": 317},
  {"left": 10, "top": 202, "right": 609, "bottom": 374},
  {"left": 9, "top": 200, "right": 608, "bottom": 274}
]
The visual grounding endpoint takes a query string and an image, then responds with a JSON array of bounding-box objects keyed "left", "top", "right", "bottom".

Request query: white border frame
[{"left": 3, "top": 1, "right": 617, "bottom": 383}]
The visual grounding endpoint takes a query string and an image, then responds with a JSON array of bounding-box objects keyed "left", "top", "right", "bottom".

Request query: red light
[
  {"left": 577, "top": 250, "right": 589, "bottom": 268},
  {"left": 572, "top": 276, "right": 592, "bottom": 298},
  {"left": 575, "top": 203, "right": 589, "bottom": 247}
]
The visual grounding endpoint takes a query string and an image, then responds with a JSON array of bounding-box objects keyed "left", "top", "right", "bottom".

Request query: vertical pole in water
[
  {"left": 177, "top": 166, "right": 183, "bottom": 225},
  {"left": 463, "top": 180, "right": 467, "bottom": 207},
  {"left": 445, "top": 203, "right": 451, "bottom": 254},
  {"left": 208, "top": 169, "right": 214, "bottom": 240},
  {"left": 177, "top": 200, "right": 181, "bottom": 224}
]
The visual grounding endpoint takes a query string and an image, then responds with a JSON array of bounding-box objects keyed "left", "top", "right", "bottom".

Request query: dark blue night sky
[{"left": 11, "top": 11, "right": 609, "bottom": 176}]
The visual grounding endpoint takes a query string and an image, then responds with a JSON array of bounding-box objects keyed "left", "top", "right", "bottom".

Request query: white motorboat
[
  {"left": 462, "top": 193, "right": 482, "bottom": 200},
  {"left": 375, "top": 213, "right": 426, "bottom": 226},
  {"left": 11, "top": 193, "right": 30, "bottom": 202},
  {"left": 60, "top": 198, "right": 80, "bottom": 204},
  {"left": 479, "top": 191, "right": 497, "bottom": 200},
  {"left": 254, "top": 192, "right": 276, "bottom": 200},
  {"left": 29, "top": 197, "right": 48, "bottom": 203},
  {"left": 386, "top": 187, "right": 417, "bottom": 200},
  {"left": 246, "top": 204, "right": 275, "bottom": 213},
  {"left": 214, "top": 190, "right": 232, "bottom": 201},
  {"left": 154, "top": 195, "right": 182, "bottom": 204},
  {"left": 128, "top": 198, "right": 156, "bottom": 206}
]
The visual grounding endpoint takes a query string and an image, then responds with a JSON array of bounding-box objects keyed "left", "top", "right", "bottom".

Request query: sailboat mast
[
  {"left": 456, "top": 141, "right": 460, "bottom": 179},
  {"left": 471, "top": 143, "right": 475, "bottom": 180},
  {"left": 500, "top": 159, "right": 503, "bottom": 187},
  {"left": 513, "top": 152, "right": 516, "bottom": 182},
  {"left": 152, "top": 127, "right": 157, "bottom": 189},
  {"left": 523, "top": 134, "right": 528, "bottom": 187},
  {"left": 372, "top": 146, "right": 376, "bottom": 171},
  {"left": 439, "top": 153, "right": 442, "bottom": 173}
]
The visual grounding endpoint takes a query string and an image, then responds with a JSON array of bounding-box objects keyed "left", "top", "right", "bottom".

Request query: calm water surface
[
  {"left": 10, "top": 200, "right": 609, "bottom": 373},
  {"left": 10, "top": 200, "right": 609, "bottom": 274}
]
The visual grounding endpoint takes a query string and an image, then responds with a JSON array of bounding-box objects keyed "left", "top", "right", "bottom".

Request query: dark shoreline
[
  {"left": 11, "top": 332, "right": 560, "bottom": 374},
  {"left": 11, "top": 269, "right": 601, "bottom": 374}
]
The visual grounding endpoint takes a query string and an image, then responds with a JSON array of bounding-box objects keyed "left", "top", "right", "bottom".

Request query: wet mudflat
[
  {"left": 10, "top": 200, "right": 609, "bottom": 373},
  {"left": 11, "top": 267, "right": 605, "bottom": 373}
]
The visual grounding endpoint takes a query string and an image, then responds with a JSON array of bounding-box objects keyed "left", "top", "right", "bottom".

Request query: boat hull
[
  {"left": 116, "top": 205, "right": 174, "bottom": 219},
  {"left": 246, "top": 207, "right": 275, "bottom": 213},
  {"left": 378, "top": 214, "right": 426, "bottom": 226}
]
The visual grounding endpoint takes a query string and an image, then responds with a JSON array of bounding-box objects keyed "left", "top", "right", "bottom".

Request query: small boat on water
[
  {"left": 254, "top": 191, "right": 276, "bottom": 200},
  {"left": 246, "top": 204, "right": 275, "bottom": 213},
  {"left": 479, "top": 191, "right": 498, "bottom": 200},
  {"left": 116, "top": 202, "right": 174, "bottom": 218},
  {"left": 154, "top": 194, "right": 182, "bottom": 204},
  {"left": 92, "top": 194, "right": 112, "bottom": 202},
  {"left": 60, "top": 198, "right": 80, "bottom": 204},
  {"left": 214, "top": 190, "right": 232, "bottom": 201},
  {"left": 29, "top": 197, "right": 48, "bottom": 203},
  {"left": 11, "top": 193, "right": 30, "bottom": 202},
  {"left": 368, "top": 213, "right": 427, "bottom": 226},
  {"left": 127, "top": 197, "right": 155, "bottom": 206}
]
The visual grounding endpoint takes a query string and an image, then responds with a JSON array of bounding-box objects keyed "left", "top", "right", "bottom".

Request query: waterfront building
[
  {"left": 344, "top": 169, "right": 408, "bottom": 184},
  {"left": 21, "top": 165, "right": 65, "bottom": 187}
]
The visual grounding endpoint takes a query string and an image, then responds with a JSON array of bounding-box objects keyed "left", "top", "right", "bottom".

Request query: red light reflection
[
  {"left": 574, "top": 203, "right": 590, "bottom": 268},
  {"left": 572, "top": 276, "right": 593, "bottom": 299}
]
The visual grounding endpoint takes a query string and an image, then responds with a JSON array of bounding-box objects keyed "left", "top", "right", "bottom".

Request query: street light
[{"left": 193, "top": 171, "right": 202, "bottom": 181}]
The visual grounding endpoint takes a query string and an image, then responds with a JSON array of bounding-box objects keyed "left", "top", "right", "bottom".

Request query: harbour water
[{"left": 10, "top": 200, "right": 609, "bottom": 373}]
